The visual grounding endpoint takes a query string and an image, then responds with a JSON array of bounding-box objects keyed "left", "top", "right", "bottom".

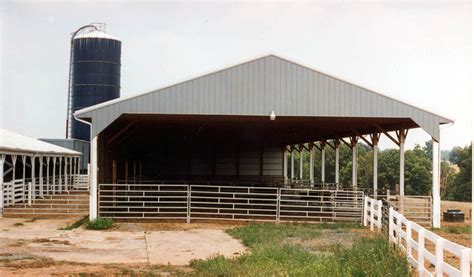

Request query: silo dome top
[{"left": 74, "top": 30, "right": 120, "bottom": 41}]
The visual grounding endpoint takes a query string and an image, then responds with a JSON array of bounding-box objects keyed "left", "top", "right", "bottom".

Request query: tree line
[{"left": 291, "top": 141, "right": 472, "bottom": 202}]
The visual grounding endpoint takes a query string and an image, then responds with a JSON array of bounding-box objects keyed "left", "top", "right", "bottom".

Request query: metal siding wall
[
  {"left": 82, "top": 55, "right": 446, "bottom": 140},
  {"left": 262, "top": 146, "right": 283, "bottom": 176}
]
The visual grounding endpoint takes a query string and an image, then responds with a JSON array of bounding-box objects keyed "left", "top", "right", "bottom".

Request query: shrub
[{"left": 85, "top": 217, "right": 113, "bottom": 230}]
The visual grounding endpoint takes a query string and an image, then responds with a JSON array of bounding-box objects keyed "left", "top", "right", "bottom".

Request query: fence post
[
  {"left": 417, "top": 228, "right": 425, "bottom": 274},
  {"left": 370, "top": 199, "right": 374, "bottom": 231},
  {"left": 396, "top": 213, "right": 402, "bottom": 245},
  {"left": 377, "top": 200, "right": 382, "bottom": 229},
  {"left": 363, "top": 196, "right": 368, "bottom": 226},
  {"left": 405, "top": 221, "right": 412, "bottom": 258},
  {"left": 459, "top": 248, "right": 470, "bottom": 277},
  {"left": 276, "top": 188, "right": 281, "bottom": 224},
  {"left": 435, "top": 237, "right": 444, "bottom": 276},
  {"left": 186, "top": 185, "right": 190, "bottom": 224},
  {"left": 388, "top": 207, "right": 394, "bottom": 243}
]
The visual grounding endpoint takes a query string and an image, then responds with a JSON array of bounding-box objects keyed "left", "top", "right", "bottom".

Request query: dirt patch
[
  {"left": 433, "top": 221, "right": 472, "bottom": 248},
  {"left": 442, "top": 201, "right": 472, "bottom": 219},
  {"left": 114, "top": 220, "right": 246, "bottom": 232},
  {"left": 31, "top": 238, "right": 72, "bottom": 245}
]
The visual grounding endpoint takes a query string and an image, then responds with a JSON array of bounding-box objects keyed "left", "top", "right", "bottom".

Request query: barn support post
[
  {"left": 334, "top": 139, "right": 340, "bottom": 185},
  {"left": 52, "top": 157, "right": 56, "bottom": 194},
  {"left": 290, "top": 147, "right": 294, "bottom": 181},
  {"left": 90, "top": 136, "right": 98, "bottom": 220},
  {"left": 351, "top": 136, "right": 358, "bottom": 188},
  {"left": 11, "top": 155, "right": 17, "bottom": 200},
  {"left": 432, "top": 138, "right": 441, "bottom": 228},
  {"left": 39, "top": 157, "right": 43, "bottom": 197},
  {"left": 283, "top": 148, "right": 288, "bottom": 184},
  {"left": 29, "top": 156, "right": 35, "bottom": 205},
  {"left": 398, "top": 129, "right": 407, "bottom": 197},
  {"left": 46, "top": 157, "right": 50, "bottom": 195},
  {"left": 69, "top": 157, "right": 73, "bottom": 190},
  {"left": 21, "top": 155, "right": 26, "bottom": 202},
  {"left": 64, "top": 157, "right": 68, "bottom": 192},
  {"left": 371, "top": 133, "right": 380, "bottom": 199},
  {"left": 321, "top": 141, "right": 326, "bottom": 183},
  {"left": 0, "top": 154, "right": 5, "bottom": 216},
  {"left": 309, "top": 144, "right": 315, "bottom": 185},
  {"left": 299, "top": 146, "right": 303, "bottom": 180},
  {"left": 58, "top": 157, "right": 62, "bottom": 193}
]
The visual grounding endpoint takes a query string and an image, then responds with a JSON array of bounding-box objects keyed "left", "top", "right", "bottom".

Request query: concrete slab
[{"left": 0, "top": 218, "right": 245, "bottom": 265}]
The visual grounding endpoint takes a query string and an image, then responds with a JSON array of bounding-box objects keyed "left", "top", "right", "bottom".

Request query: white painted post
[
  {"left": 432, "top": 139, "right": 441, "bottom": 228},
  {"left": 29, "top": 156, "right": 35, "bottom": 205},
  {"left": 370, "top": 199, "right": 374, "bottom": 231},
  {"left": 373, "top": 144, "right": 378, "bottom": 199},
  {"left": 335, "top": 144, "right": 340, "bottom": 184},
  {"left": 389, "top": 207, "right": 394, "bottom": 243},
  {"left": 21, "top": 155, "right": 26, "bottom": 202},
  {"left": 377, "top": 200, "right": 382, "bottom": 229},
  {"left": 39, "top": 157, "right": 43, "bottom": 197},
  {"left": 64, "top": 157, "right": 68, "bottom": 192},
  {"left": 299, "top": 150, "right": 303, "bottom": 180},
  {"left": 290, "top": 150, "right": 294, "bottom": 181},
  {"left": 417, "top": 228, "right": 425, "bottom": 274},
  {"left": 46, "top": 157, "right": 50, "bottom": 195},
  {"left": 58, "top": 157, "right": 62, "bottom": 193},
  {"left": 52, "top": 157, "right": 56, "bottom": 194},
  {"left": 69, "top": 157, "right": 73, "bottom": 189},
  {"left": 399, "top": 140, "right": 405, "bottom": 197},
  {"left": 321, "top": 145, "right": 325, "bottom": 183},
  {"left": 460, "top": 248, "right": 470, "bottom": 277},
  {"left": 0, "top": 154, "right": 5, "bottom": 216},
  {"left": 76, "top": 157, "right": 80, "bottom": 175},
  {"left": 90, "top": 136, "right": 98, "bottom": 220},
  {"left": 435, "top": 237, "right": 444, "bottom": 276},
  {"left": 11, "top": 155, "right": 17, "bottom": 205},
  {"left": 309, "top": 147, "right": 314, "bottom": 185},
  {"left": 283, "top": 149, "right": 288, "bottom": 184},
  {"left": 405, "top": 221, "right": 412, "bottom": 258},
  {"left": 363, "top": 196, "right": 368, "bottom": 226},
  {"left": 396, "top": 213, "right": 402, "bottom": 245}
]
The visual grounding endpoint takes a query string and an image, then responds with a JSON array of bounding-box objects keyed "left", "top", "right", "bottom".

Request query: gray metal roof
[{"left": 76, "top": 54, "right": 453, "bottom": 140}]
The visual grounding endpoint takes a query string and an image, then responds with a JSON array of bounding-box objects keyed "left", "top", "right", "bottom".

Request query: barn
[{"left": 75, "top": 54, "right": 452, "bottom": 227}]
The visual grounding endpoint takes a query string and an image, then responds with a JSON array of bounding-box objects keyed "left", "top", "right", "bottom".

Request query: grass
[
  {"left": 85, "top": 217, "right": 114, "bottom": 230},
  {"left": 13, "top": 222, "right": 24, "bottom": 227},
  {"left": 439, "top": 225, "right": 471, "bottom": 234},
  {"left": 190, "top": 222, "right": 410, "bottom": 276},
  {"left": 59, "top": 216, "right": 88, "bottom": 230}
]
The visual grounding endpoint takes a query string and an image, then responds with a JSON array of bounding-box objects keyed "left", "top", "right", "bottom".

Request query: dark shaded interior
[{"left": 96, "top": 114, "right": 418, "bottom": 185}]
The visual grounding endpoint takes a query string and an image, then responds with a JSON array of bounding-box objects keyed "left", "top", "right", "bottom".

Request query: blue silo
[{"left": 66, "top": 23, "right": 121, "bottom": 141}]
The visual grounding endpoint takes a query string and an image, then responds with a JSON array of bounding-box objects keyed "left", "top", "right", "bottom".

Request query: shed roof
[
  {"left": 76, "top": 54, "right": 453, "bottom": 140},
  {"left": 0, "top": 129, "right": 81, "bottom": 156}
]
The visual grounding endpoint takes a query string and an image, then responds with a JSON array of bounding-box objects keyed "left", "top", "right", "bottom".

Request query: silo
[{"left": 66, "top": 23, "right": 121, "bottom": 141}]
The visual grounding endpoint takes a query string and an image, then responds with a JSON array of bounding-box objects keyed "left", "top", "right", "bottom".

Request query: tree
[
  {"left": 404, "top": 145, "right": 432, "bottom": 195},
  {"left": 445, "top": 144, "right": 472, "bottom": 202}
]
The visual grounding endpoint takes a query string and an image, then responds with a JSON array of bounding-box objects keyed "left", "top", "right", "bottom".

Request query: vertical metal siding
[{"left": 80, "top": 55, "right": 448, "bottom": 140}]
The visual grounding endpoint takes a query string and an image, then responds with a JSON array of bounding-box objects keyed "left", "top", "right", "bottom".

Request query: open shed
[{"left": 76, "top": 54, "right": 452, "bottom": 227}]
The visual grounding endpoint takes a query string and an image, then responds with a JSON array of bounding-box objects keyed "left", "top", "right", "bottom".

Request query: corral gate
[{"left": 98, "top": 184, "right": 364, "bottom": 222}]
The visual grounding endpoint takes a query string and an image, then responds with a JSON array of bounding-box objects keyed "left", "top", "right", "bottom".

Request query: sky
[{"left": 0, "top": 0, "right": 471, "bottom": 150}]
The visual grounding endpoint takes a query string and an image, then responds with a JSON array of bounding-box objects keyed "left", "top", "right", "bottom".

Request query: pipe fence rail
[
  {"left": 363, "top": 196, "right": 472, "bottom": 277},
  {"left": 98, "top": 183, "right": 364, "bottom": 223}
]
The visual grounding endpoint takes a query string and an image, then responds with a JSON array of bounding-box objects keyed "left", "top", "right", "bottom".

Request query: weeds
[
  {"left": 60, "top": 216, "right": 88, "bottom": 230},
  {"left": 191, "top": 222, "right": 410, "bottom": 276},
  {"left": 441, "top": 225, "right": 471, "bottom": 234},
  {"left": 13, "top": 223, "right": 24, "bottom": 227},
  {"left": 85, "top": 217, "right": 114, "bottom": 230}
]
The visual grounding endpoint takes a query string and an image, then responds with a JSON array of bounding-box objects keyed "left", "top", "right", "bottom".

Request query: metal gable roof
[{"left": 76, "top": 54, "right": 453, "bottom": 140}]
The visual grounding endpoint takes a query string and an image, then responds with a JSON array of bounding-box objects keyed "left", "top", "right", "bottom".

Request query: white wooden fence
[
  {"left": 364, "top": 196, "right": 472, "bottom": 277},
  {"left": 2, "top": 174, "right": 89, "bottom": 208}
]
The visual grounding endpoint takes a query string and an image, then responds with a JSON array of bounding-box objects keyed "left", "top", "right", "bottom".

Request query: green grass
[
  {"left": 85, "top": 217, "right": 114, "bottom": 230},
  {"left": 440, "top": 225, "right": 471, "bottom": 234},
  {"left": 59, "top": 216, "right": 88, "bottom": 230},
  {"left": 190, "top": 222, "right": 410, "bottom": 276}
]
